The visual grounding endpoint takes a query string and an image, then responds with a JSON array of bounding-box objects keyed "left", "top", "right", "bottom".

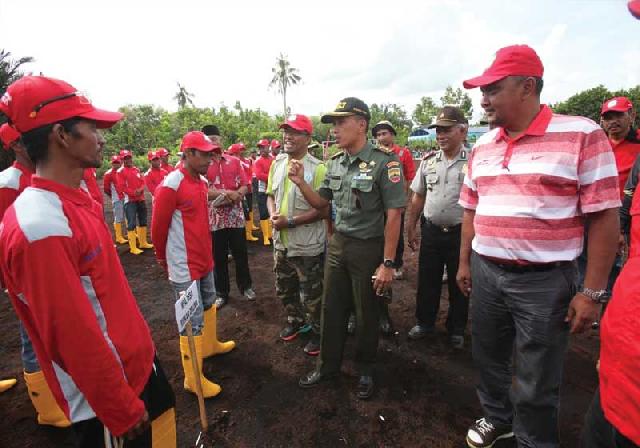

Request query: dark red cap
[
  {"left": 228, "top": 143, "right": 246, "bottom": 155},
  {"left": 0, "top": 123, "right": 21, "bottom": 147},
  {"left": 110, "top": 155, "right": 121, "bottom": 164},
  {"left": 180, "top": 131, "right": 220, "bottom": 152},
  {"left": 629, "top": 0, "right": 640, "bottom": 19},
  {"left": 463, "top": 45, "right": 544, "bottom": 89},
  {"left": 257, "top": 138, "right": 270, "bottom": 147},
  {"left": 119, "top": 149, "right": 132, "bottom": 158},
  {"left": 0, "top": 76, "right": 123, "bottom": 133},
  {"left": 601, "top": 97, "right": 634, "bottom": 115},
  {"left": 270, "top": 139, "right": 281, "bottom": 149},
  {"left": 156, "top": 147, "right": 169, "bottom": 157},
  {"left": 147, "top": 150, "right": 159, "bottom": 161},
  {"left": 279, "top": 114, "right": 313, "bottom": 134}
]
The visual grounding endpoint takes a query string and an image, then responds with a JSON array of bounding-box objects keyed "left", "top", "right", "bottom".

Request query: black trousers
[
  {"left": 415, "top": 221, "right": 468, "bottom": 335},
  {"left": 257, "top": 192, "right": 269, "bottom": 220},
  {"left": 394, "top": 212, "right": 405, "bottom": 269},
  {"left": 212, "top": 228, "right": 252, "bottom": 298},
  {"left": 581, "top": 387, "right": 639, "bottom": 448},
  {"left": 72, "top": 356, "right": 175, "bottom": 448},
  {"left": 243, "top": 193, "right": 253, "bottom": 219}
]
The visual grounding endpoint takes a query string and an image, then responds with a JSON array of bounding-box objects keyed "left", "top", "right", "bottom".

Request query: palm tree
[
  {"left": 173, "top": 82, "right": 195, "bottom": 109},
  {"left": 269, "top": 53, "right": 301, "bottom": 117},
  {"left": 0, "top": 49, "right": 34, "bottom": 93}
]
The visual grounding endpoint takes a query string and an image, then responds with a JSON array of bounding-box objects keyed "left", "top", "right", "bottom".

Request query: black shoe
[
  {"left": 279, "top": 320, "right": 310, "bottom": 341},
  {"left": 466, "top": 417, "right": 514, "bottom": 448},
  {"left": 303, "top": 338, "right": 320, "bottom": 356},
  {"left": 356, "top": 375, "right": 375, "bottom": 400},
  {"left": 408, "top": 324, "right": 434, "bottom": 340},
  {"left": 347, "top": 313, "right": 356, "bottom": 335},
  {"left": 379, "top": 315, "right": 393, "bottom": 336},
  {"left": 298, "top": 370, "right": 336, "bottom": 389}
]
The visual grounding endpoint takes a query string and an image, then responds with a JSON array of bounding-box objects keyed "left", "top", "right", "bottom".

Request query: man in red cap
[
  {"left": 0, "top": 123, "right": 69, "bottom": 426},
  {"left": 119, "top": 149, "right": 154, "bottom": 255},
  {"left": 152, "top": 131, "right": 235, "bottom": 399},
  {"left": 156, "top": 147, "right": 174, "bottom": 174},
  {"left": 270, "top": 139, "right": 281, "bottom": 158},
  {"left": 458, "top": 45, "right": 620, "bottom": 447},
  {"left": 267, "top": 114, "right": 327, "bottom": 355},
  {"left": 0, "top": 75, "right": 176, "bottom": 447},
  {"left": 254, "top": 138, "right": 274, "bottom": 244},
  {"left": 206, "top": 135, "right": 256, "bottom": 308},
  {"left": 103, "top": 155, "right": 128, "bottom": 244},
  {"left": 81, "top": 167, "right": 103, "bottom": 215},
  {"left": 144, "top": 150, "right": 167, "bottom": 200},
  {"left": 228, "top": 143, "right": 259, "bottom": 241}
]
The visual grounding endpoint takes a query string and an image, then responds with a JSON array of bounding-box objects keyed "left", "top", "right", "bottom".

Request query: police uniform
[
  {"left": 317, "top": 141, "right": 406, "bottom": 376},
  {"left": 410, "top": 146, "right": 469, "bottom": 338}
]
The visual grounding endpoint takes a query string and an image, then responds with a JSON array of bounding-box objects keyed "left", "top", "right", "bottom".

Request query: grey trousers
[{"left": 470, "top": 252, "right": 577, "bottom": 448}]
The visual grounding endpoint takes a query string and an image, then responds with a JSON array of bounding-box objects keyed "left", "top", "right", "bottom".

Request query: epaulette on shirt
[
  {"left": 422, "top": 150, "right": 437, "bottom": 160},
  {"left": 330, "top": 151, "right": 344, "bottom": 160}
]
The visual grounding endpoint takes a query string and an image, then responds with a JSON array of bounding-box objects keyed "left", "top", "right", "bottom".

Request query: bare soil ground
[{"left": 0, "top": 195, "right": 600, "bottom": 447}]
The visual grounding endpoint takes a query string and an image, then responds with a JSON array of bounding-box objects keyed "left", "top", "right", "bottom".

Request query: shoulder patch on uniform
[
  {"left": 330, "top": 151, "right": 344, "bottom": 160},
  {"left": 374, "top": 146, "right": 394, "bottom": 155},
  {"left": 422, "top": 150, "right": 437, "bottom": 160},
  {"left": 0, "top": 166, "right": 21, "bottom": 190},
  {"left": 387, "top": 167, "right": 402, "bottom": 183},
  {"left": 14, "top": 188, "right": 72, "bottom": 242},
  {"left": 386, "top": 161, "right": 400, "bottom": 168},
  {"left": 162, "top": 170, "right": 184, "bottom": 191}
]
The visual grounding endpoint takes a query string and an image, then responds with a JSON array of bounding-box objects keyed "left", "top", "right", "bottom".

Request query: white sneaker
[{"left": 466, "top": 417, "right": 514, "bottom": 448}]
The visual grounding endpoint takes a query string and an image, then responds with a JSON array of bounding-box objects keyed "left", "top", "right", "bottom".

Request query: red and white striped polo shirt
[{"left": 459, "top": 105, "right": 620, "bottom": 263}]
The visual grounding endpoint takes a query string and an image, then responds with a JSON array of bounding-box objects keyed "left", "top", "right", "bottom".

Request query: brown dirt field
[{"left": 0, "top": 194, "right": 600, "bottom": 447}]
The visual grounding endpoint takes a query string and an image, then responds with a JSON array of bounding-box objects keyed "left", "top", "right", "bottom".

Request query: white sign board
[{"left": 175, "top": 281, "right": 200, "bottom": 333}]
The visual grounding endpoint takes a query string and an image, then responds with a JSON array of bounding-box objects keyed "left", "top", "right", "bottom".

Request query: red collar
[
  {"left": 31, "top": 176, "right": 93, "bottom": 206},
  {"left": 495, "top": 105, "right": 553, "bottom": 143},
  {"left": 13, "top": 161, "right": 34, "bottom": 176}
]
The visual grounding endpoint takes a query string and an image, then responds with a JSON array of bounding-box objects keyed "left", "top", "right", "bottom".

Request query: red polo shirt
[
  {"left": 144, "top": 167, "right": 168, "bottom": 197},
  {"left": 392, "top": 144, "right": 416, "bottom": 182},
  {"left": 611, "top": 133, "right": 640, "bottom": 200}
]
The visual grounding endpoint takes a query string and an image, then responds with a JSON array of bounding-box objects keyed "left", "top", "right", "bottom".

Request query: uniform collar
[
  {"left": 495, "top": 104, "right": 553, "bottom": 143},
  {"left": 31, "top": 176, "right": 93, "bottom": 206},
  {"left": 342, "top": 142, "right": 374, "bottom": 165}
]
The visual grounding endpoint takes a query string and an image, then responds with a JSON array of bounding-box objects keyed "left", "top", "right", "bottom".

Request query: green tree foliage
[
  {"left": 412, "top": 96, "right": 438, "bottom": 127},
  {"left": 369, "top": 103, "right": 412, "bottom": 145},
  {"left": 440, "top": 86, "right": 473, "bottom": 120},
  {"left": 269, "top": 53, "right": 301, "bottom": 118},
  {"left": 0, "top": 49, "right": 34, "bottom": 170},
  {"left": 551, "top": 85, "right": 640, "bottom": 126}
]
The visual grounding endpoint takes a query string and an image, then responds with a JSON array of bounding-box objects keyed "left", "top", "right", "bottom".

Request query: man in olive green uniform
[{"left": 288, "top": 97, "right": 406, "bottom": 399}]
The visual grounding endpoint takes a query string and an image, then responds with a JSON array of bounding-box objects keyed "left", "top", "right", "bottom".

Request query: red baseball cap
[
  {"left": 257, "top": 138, "right": 270, "bottom": 147},
  {"left": 180, "top": 131, "right": 220, "bottom": 152},
  {"left": 228, "top": 143, "right": 246, "bottom": 155},
  {"left": 0, "top": 123, "right": 21, "bottom": 148},
  {"left": 110, "top": 155, "right": 121, "bottom": 164},
  {"left": 147, "top": 150, "right": 159, "bottom": 161},
  {"left": 463, "top": 45, "right": 544, "bottom": 89},
  {"left": 629, "top": 0, "right": 640, "bottom": 19},
  {"left": 279, "top": 114, "right": 313, "bottom": 134},
  {"left": 601, "top": 97, "right": 634, "bottom": 115},
  {"left": 156, "top": 147, "right": 169, "bottom": 158},
  {"left": 119, "top": 149, "right": 132, "bottom": 158},
  {"left": 0, "top": 76, "right": 123, "bottom": 133},
  {"left": 271, "top": 139, "right": 281, "bottom": 149}
]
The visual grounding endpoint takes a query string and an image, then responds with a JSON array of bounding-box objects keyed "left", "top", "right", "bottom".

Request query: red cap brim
[
  {"left": 77, "top": 108, "right": 124, "bottom": 129},
  {"left": 462, "top": 74, "right": 507, "bottom": 89}
]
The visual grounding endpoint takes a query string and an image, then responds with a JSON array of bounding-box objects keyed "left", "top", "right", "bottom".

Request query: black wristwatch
[
  {"left": 383, "top": 259, "right": 395, "bottom": 269},
  {"left": 287, "top": 217, "right": 296, "bottom": 228}
]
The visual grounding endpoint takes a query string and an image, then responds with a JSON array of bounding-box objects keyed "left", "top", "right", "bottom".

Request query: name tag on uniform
[{"left": 354, "top": 173, "right": 373, "bottom": 181}]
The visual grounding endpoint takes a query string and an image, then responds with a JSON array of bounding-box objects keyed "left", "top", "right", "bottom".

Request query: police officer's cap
[{"left": 428, "top": 106, "right": 468, "bottom": 129}]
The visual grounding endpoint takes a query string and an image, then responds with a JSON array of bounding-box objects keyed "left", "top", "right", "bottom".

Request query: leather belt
[
  {"left": 424, "top": 220, "right": 461, "bottom": 233},
  {"left": 482, "top": 255, "right": 571, "bottom": 273}
]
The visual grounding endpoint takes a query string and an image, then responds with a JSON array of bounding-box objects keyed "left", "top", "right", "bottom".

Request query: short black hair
[
  {"left": 513, "top": 76, "right": 544, "bottom": 96},
  {"left": 201, "top": 125, "right": 220, "bottom": 136},
  {"left": 20, "top": 117, "right": 84, "bottom": 165}
]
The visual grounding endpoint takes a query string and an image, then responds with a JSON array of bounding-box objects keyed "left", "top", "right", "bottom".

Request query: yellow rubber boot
[
  {"left": 128, "top": 230, "right": 143, "bottom": 255},
  {"left": 24, "top": 371, "right": 71, "bottom": 428},
  {"left": 137, "top": 226, "right": 154, "bottom": 249},
  {"left": 114, "top": 223, "right": 127, "bottom": 244},
  {"left": 260, "top": 220, "right": 271, "bottom": 246},
  {"left": 202, "top": 307, "right": 236, "bottom": 358},
  {"left": 267, "top": 220, "right": 273, "bottom": 240},
  {"left": 151, "top": 407, "right": 177, "bottom": 448},
  {"left": 0, "top": 378, "right": 16, "bottom": 393},
  {"left": 179, "top": 336, "right": 221, "bottom": 398},
  {"left": 249, "top": 211, "right": 259, "bottom": 231},
  {"left": 245, "top": 221, "right": 258, "bottom": 241}
]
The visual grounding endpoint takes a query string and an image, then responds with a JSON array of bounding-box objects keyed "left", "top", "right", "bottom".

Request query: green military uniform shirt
[{"left": 319, "top": 142, "right": 406, "bottom": 239}]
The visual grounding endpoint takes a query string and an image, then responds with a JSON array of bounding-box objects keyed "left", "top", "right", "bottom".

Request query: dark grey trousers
[{"left": 470, "top": 252, "right": 577, "bottom": 448}]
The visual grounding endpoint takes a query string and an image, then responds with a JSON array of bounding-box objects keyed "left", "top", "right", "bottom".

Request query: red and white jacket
[
  {"left": 80, "top": 168, "right": 104, "bottom": 213},
  {"left": 0, "top": 176, "right": 155, "bottom": 436},
  {"left": 151, "top": 168, "right": 213, "bottom": 283},
  {"left": 144, "top": 167, "right": 168, "bottom": 197},
  {"left": 118, "top": 165, "right": 145, "bottom": 203},
  {"left": 238, "top": 156, "right": 253, "bottom": 193},
  {"left": 0, "top": 161, "right": 33, "bottom": 219},
  {"left": 103, "top": 167, "right": 124, "bottom": 201},
  {"left": 160, "top": 162, "right": 174, "bottom": 174}
]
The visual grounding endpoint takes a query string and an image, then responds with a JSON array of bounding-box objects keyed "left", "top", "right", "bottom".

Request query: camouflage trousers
[{"left": 274, "top": 248, "right": 324, "bottom": 335}]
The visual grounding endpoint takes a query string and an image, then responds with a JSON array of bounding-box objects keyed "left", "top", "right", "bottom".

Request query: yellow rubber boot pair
[
  {"left": 113, "top": 222, "right": 128, "bottom": 244},
  {"left": 137, "top": 226, "right": 154, "bottom": 249},
  {"left": 260, "top": 220, "right": 271, "bottom": 246},
  {"left": 202, "top": 307, "right": 236, "bottom": 358},
  {"left": 0, "top": 377, "right": 16, "bottom": 393},
  {"left": 249, "top": 211, "right": 259, "bottom": 231},
  {"left": 23, "top": 370, "right": 71, "bottom": 427},
  {"left": 179, "top": 336, "right": 221, "bottom": 398},
  {"left": 245, "top": 221, "right": 258, "bottom": 241},
  {"left": 128, "top": 230, "right": 143, "bottom": 255}
]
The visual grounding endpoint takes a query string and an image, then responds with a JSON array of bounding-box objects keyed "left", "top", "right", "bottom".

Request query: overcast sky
[{"left": 1, "top": 0, "right": 638, "bottom": 121}]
